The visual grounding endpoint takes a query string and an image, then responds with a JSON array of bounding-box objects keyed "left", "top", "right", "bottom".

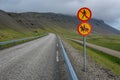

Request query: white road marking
[
  {"left": 56, "top": 51, "right": 59, "bottom": 62},
  {"left": 9, "top": 57, "right": 16, "bottom": 62},
  {"left": 57, "top": 43, "right": 58, "bottom": 47}
]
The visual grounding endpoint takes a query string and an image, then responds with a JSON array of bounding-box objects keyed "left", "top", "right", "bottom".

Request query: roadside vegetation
[
  {"left": 60, "top": 30, "right": 120, "bottom": 51},
  {"left": 0, "top": 34, "right": 47, "bottom": 49},
  {"left": 0, "top": 28, "right": 46, "bottom": 42},
  {"left": 87, "top": 34, "right": 120, "bottom": 51},
  {"left": 0, "top": 28, "right": 47, "bottom": 49},
  {"left": 56, "top": 29, "right": 120, "bottom": 76},
  {"left": 65, "top": 39, "right": 120, "bottom": 76}
]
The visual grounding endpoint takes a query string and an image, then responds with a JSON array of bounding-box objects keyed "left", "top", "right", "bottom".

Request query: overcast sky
[{"left": 0, "top": 0, "right": 120, "bottom": 30}]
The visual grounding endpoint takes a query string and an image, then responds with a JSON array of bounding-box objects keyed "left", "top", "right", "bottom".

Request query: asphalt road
[{"left": 0, "top": 33, "right": 62, "bottom": 80}]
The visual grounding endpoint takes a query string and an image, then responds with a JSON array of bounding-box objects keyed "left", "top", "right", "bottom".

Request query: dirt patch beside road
[{"left": 63, "top": 41, "right": 120, "bottom": 80}]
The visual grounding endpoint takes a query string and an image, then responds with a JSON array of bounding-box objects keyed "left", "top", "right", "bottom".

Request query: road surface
[
  {"left": 0, "top": 33, "right": 62, "bottom": 80},
  {"left": 69, "top": 39, "right": 120, "bottom": 58}
]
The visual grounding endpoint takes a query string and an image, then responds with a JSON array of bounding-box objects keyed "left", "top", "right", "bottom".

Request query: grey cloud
[
  {"left": 83, "top": 0, "right": 120, "bottom": 30},
  {"left": 84, "top": 0, "right": 120, "bottom": 22}
]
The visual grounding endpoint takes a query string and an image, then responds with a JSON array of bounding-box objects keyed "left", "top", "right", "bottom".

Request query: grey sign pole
[{"left": 83, "top": 36, "right": 86, "bottom": 72}]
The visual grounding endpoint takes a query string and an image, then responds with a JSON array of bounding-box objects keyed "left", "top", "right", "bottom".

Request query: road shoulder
[{"left": 63, "top": 41, "right": 120, "bottom": 80}]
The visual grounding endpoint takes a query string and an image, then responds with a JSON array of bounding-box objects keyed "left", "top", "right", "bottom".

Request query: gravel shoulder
[{"left": 63, "top": 41, "right": 120, "bottom": 80}]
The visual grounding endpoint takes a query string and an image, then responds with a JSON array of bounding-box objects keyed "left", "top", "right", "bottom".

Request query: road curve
[{"left": 0, "top": 33, "right": 58, "bottom": 80}]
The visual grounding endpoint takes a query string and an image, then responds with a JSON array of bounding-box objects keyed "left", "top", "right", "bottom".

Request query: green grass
[
  {"left": 0, "top": 28, "right": 48, "bottom": 49},
  {"left": 0, "top": 39, "right": 30, "bottom": 49},
  {"left": 60, "top": 30, "right": 120, "bottom": 51},
  {"left": 0, "top": 28, "right": 47, "bottom": 42},
  {"left": 0, "top": 29, "right": 24, "bottom": 41},
  {"left": 87, "top": 35, "right": 120, "bottom": 51},
  {"left": 66, "top": 39, "right": 120, "bottom": 76},
  {"left": 0, "top": 34, "right": 47, "bottom": 49}
]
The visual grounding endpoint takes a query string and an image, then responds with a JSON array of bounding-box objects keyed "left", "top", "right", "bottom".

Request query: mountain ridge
[{"left": 0, "top": 10, "right": 120, "bottom": 35}]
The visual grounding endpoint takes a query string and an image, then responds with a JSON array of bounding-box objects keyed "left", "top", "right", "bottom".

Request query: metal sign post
[
  {"left": 77, "top": 7, "right": 92, "bottom": 72},
  {"left": 83, "top": 36, "right": 86, "bottom": 72}
]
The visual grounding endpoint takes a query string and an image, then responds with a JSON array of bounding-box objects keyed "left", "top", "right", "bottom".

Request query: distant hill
[
  {"left": 0, "top": 10, "right": 30, "bottom": 33},
  {"left": 89, "top": 19, "right": 120, "bottom": 35},
  {"left": 0, "top": 10, "right": 120, "bottom": 36}
]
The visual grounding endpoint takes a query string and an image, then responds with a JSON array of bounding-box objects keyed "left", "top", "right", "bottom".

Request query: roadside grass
[
  {"left": 0, "top": 39, "right": 31, "bottom": 49},
  {"left": 0, "top": 28, "right": 47, "bottom": 42},
  {"left": 0, "top": 29, "right": 25, "bottom": 41},
  {"left": 60, "top": 30, "right": 120, "bottom": 51},
  {"left": 0, "top": 28, "right": 48, "bottom": 49},
  {"left": 87, "top": 35, "right": 120, "bottom": 51},
  {"left": 0, "top": 34, "right": 47, "bottom": 49},
  {"left": 66, "top": 39, "right": 120, "bottom": 76},
  {"left": 53, "top": 28, "right": 120, "bottom": 76}
]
